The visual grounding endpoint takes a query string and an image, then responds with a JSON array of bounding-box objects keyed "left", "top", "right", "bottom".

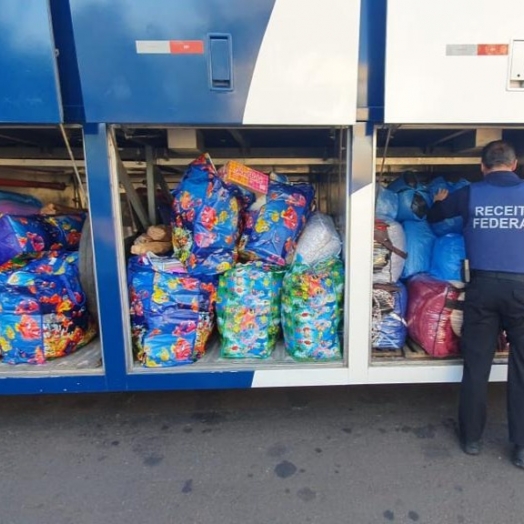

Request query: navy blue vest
[{"left": 464, "top": 172, "right": 524, "bottom": 273}]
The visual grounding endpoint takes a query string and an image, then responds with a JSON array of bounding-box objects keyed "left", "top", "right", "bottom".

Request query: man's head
[{"left": 481, "top": 140, "right": 518, "bottom": 174}]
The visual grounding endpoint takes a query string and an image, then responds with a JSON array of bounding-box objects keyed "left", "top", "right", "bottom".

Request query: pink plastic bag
[{"left": 406, "top": 274, "right": 462, "bottom": 357}]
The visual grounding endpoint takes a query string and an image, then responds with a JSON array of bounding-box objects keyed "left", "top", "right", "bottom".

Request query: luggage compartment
[
  {"left": 106, "top": 126, "right": 350, "bottom": 376},
  {"left": 0, "top": 126, "right": 102, "bottom": 376},
  {"left": 370, "top": 125, "right": 524, "bottom": 374}
]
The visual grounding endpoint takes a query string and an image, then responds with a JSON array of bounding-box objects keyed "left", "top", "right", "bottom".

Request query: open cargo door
[
  {"left": 385, "top": 0, "right": 524, "bottom": 124},
  {"left": 68, "top": 0, "right": 361, "bottom": 125},
  {"left": 0, "top": 0, "right": 62, "bottom": 124}
]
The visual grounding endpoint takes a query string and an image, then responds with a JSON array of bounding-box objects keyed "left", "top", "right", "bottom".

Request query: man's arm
[{"left": 427, "top": 185, "right": 470, "bottom": 224}]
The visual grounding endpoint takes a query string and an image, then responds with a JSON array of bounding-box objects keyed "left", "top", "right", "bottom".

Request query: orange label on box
[{"left": 223, "top": 161, "right": 269, "bottom": 195}]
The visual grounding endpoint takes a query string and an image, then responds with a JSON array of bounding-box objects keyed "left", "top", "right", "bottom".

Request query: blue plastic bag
[
  {"left": 0, "top": 215, "right": 55, "bottom": 265},
  {"left": 239, "top": 181, "right": 315, "bottom": 266},
  {"left": 0, "top": 213, "right": 86, "bottom": 266},
  {"left": 128, "top": 256, "right": 216, "bottom": 367},
  {"left": 428, "top": 177, "right": 470, "bottom": 236},
  {"left": 388, "top": 173, "right": 431, "bottom": 222},
  {"left": 430, "top": 234, "right": 465, "bottom": 282},
  {"left": 401, "top": 221, "right": 436, "bottom": 279},
  {"left": 0, "top": 252, "right": 96, "bottom": 364},
  {"left": 172, "top": 154, "right": 240, "bottom": 276},
  {"left": 376, "top": 185, "right": 398, "bottom": 221},
  {"left": 43, "top": 213, "right": 86, "bottom": 251},
  {"left": 372, "top": 282, "right": 408, "bottom": 350}
]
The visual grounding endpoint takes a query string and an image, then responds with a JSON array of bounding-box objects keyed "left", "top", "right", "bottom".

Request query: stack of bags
[
  {"left": 129, "top": 153, "right": 344, "bottom": 366},
  {"left": 375, "top": 173, "right": 469, "bottom": 357},
  {"left": 0, "top": 192, "right": 96, "bottom": 364}
]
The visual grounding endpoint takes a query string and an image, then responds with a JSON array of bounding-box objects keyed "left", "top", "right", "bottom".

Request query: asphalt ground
[{"left": 0, "top": 383, "right": 521, "bottom": 524}]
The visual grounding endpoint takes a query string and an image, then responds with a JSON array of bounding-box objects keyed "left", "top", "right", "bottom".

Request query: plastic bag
[
  {"left": 430, "top": 234, "right": 465, "bottom": 282},
  {"left": 293, "top": 213, "right": 341, "bottom": 266},
  {"left": 281, "top": 257, "right": 344, "bottom": 361},
  {"left": 375, "top": 185, "right": 398, "bottom": 221},
  {"left": 0, "top": 215, "right": 55, "bottom": 265},
  {"left": 372, "top": 282, "right": 408, "bottom": 350},
  {"left": 239, "top": 181, "right": 315, "bottom": 266},
  {"left": 388, "top": 172, "right": 431, "bottom": 222},
  {"left": 401, "top": 221, "right": 436, "bottom": 279},
  {"left": 128, "top": 256, "right": 216, "bottom": 367},
  {"left": 44, "top": 213, "right": 86, "bottom": 251},
  {"left": 373, "top": 219, "right": 406, "bottom": 283},
  {"left": 406, "top": 274, "right": 462, "bottom": 357},
  {"left": 172, "top": 154, "right": 240, "bottom": 276},
  {"left": 0, "top": 252, "right": 97, "bottom": 364},
  {"left": 428, "top": 177, "right": 469, "bottom": 236},
  {"left": 0, "top": 190, "right": 42, "bottom": 215},
  {"left": 0, "top": 213, "right": 86, "bottom": 265},
  {"left": 216, "top": 262, "right": 285, "bottom": 359}
]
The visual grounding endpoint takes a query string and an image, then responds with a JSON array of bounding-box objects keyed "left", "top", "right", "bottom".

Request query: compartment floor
[
  {"left": 0, "top": 337, "right": 103, "bottom": 374},
  {"left": 133, "top": 338, "right": 345, "bottom": 370}
]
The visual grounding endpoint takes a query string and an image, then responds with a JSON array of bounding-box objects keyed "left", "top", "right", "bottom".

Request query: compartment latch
[{"left": 208, "top": 34, "right": 233, "bottom": 91}]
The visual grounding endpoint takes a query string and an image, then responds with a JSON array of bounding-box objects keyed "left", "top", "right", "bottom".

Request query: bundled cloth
[
  {"left": 388, "top": 172, "right": 431, "bottom": 222},
  {"left": 172, "top": 154, "right": 241, "bottom": 276},
  {"left": 128, "top": 256, "right": 216, "bottom": 367},
  {"left": 372, "top": 282, "right": 408, "bottom": 350},
  {"left": 0, "top": 252, "right": 96, "bottom": 364},
  {"left": 0, "top": 213, "right": 86, "bottom": 265},
  {"left": 239, "top": 181, "right": 315, "bottom": 266},
  {"left": 401, "top": 220, "right": 436, "bottom": 279},
  {"left": 281, "top": 257, "right": 344, "bottom": 361},
  {"left": 293, "top": 213, "right": 341, "bottom": 266},
  {"left": 373, "top": 218, "right": 406, "bottom": 283},
  {"left": 430, "top": 234, "right": 465, "bottom": 282},
  {"left": 0, "top": 190, "right": 42, "bottom": 215},
  {"left": 216, "top": 262, "right": 285, "bottom": 359},
  {"left": 406, "top": 274, "right": 462, "bottom": 357},
  {"left": 428, "top": 177, "right": 469, "bottom": 236}
]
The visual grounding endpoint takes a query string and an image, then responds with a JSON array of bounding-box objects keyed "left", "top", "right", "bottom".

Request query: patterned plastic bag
[
  {"left": 172, "top": 154, "right": 240, "bottom": 276},
  {"left": 128, "top": 256, "right": 216, "bottom": 367},
  {"left": 239, "top": 181, "right": 315, "bottom": 266},
  {"left": 216, "top": 262, "right": 285, "bottom": 359},
  {"left": 281, "top": 257, "right": 344, "bottom": 361},
  {"left": 0, "top": 213, "right": 86, "bottom": 265},
  {"left": 44, "top": 213, "right": 86, "bottom": 251},
  {"left": 0, "top": 252, "right": 97, "bottom": 364}
]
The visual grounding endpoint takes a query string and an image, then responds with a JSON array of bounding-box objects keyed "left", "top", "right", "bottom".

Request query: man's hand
[{"left": 433, "top": 188, "right": 449, "bottom": 202}]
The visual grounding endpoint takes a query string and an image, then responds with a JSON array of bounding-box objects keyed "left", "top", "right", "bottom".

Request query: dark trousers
[{"left": 459, "top": 275, "right": 524, "bottom": 446}]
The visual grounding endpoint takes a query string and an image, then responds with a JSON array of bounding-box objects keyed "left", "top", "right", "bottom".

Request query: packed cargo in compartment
[
  {"left": 111, "top": 127, "right": 348, "bottom": 370},
  {"left": 0, "top": 127, "right": 101, "bottom": 373},
  {"left": 372, "top": 126, "right": 524, "bottom": 363}
]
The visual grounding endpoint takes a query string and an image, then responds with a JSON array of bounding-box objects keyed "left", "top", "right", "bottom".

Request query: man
[{"left": 428, "top": 140, "right": 524, "bottom": 469}]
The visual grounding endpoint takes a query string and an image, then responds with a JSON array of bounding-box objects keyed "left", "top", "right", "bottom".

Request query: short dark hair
[{"left": 481, "top": 140, "right": 517, "bottom": 169}]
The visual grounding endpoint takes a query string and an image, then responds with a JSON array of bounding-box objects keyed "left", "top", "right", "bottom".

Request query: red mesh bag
[{"left": 406, "top": 274, "right": 462, "bottom": 357}]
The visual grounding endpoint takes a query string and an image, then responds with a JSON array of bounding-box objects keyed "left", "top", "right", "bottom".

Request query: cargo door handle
[
  {"left": 509, "top": 39, "right": 524, "bottom": 82},
  {"left": 209, "top": 34, "right": 233, "bottom": 90}
]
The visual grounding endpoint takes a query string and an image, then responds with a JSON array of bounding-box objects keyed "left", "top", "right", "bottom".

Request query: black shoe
[
  {"left": 512, "top": 446, "right": 524, "bottom": 469},
  {"left": 460, "top": 440, "right": 481, "bottom": 456}
]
